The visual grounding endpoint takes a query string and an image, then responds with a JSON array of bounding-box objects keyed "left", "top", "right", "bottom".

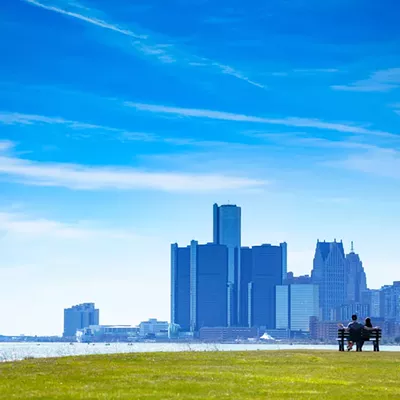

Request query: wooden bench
[{"left": 337, "top": 328, "right": 382, "bottom": 352}]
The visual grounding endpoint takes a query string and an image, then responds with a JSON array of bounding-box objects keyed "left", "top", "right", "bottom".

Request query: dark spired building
[
  {"left": 312, "top": 240, "right": 346, "bottom": 321},
  {"left": 240, "top": 243, "right": 286, "bottom": 329},
  {"left": 171, "top": 241, "right": 228, "bottom": 332}
]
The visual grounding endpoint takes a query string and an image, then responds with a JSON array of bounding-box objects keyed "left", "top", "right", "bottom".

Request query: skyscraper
[
  {"left": 345, "top": 242, "right": 367, "bottom": 303},
  {"left": 63, "top": 303, "right": 99, "bottom": 338},
  {"left": 311, "top": 240, "right": 346, "bottom": 321},
  {"left": 276, "top": 284, "right": 319, "bottom": 332},
  {"left": 213, "top": 203, "right": 241, "bottom": 326},
  {"left": 171, "top": 244, "right": 190, "bottom": 331},
  {"left": 171, "top": 241, "right": 228, "bottom": 332},
  {"left": 190, "top": 241, "right": 228, "bottom": 331},
  {"left": 243, "top": 243, "right": 285, "bottom": 329}
]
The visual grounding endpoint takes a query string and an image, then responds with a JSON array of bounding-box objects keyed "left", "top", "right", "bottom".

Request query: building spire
[{"left": 351, "top": 241, "right": 354, "bottom": 252}]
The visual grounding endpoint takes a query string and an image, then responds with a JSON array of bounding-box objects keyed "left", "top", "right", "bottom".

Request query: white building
[{"left": 139, "top": 319, "right": 169, "bottom": 337}]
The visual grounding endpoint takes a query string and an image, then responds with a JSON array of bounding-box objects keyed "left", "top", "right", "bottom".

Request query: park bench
[{"left": 337, "top": 328, "right": 382, "bottom": 352}]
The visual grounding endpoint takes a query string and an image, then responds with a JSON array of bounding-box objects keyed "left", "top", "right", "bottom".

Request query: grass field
[{"left": 1, "top": 351, "right": 399, "bottom": 399}]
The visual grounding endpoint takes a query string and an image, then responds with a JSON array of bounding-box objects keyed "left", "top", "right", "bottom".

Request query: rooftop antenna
[{"left": 351, "top": 241, "right": 354, "bottom": 252}]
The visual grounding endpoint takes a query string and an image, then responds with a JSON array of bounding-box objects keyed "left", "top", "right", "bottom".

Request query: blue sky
[{"left": 0, "top": 0, "right": 399, "bottom": 335}]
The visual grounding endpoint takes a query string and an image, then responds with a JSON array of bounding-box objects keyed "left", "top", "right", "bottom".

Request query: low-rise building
[
  {"left": 199, "top": 327, "right": 259, "bottom": 342},
  {"left": 76, "top": 325, "right": 139, "bottom": 342},
  {"left": 139, "top": 319, "right": 169, "bottom": 338}
]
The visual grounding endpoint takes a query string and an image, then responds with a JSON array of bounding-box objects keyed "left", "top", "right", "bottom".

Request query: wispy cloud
[
  {"left": 126, "top": 102, "right": 399, "bottom": 139},
  {"left": 332, "top": 68, "right": 400, "bottom": 92},
  {"left": 0, "top": 111, "right": 156, "bottom": 142},
  {"left": 214, "top": 63, "right": 266, "bottom": 89},
  {"left": 23, "top": 0, "right": 264, "bottom": 88},
  {"left": 293, "top": 68, "right": 339, "bottom": 73},
  {"left": 323, "top": 147, "right": 400, "bottom": 179},
  {"left": 0, "top": 142, "right": 265, "bottom": 192},
  {"left": 0, "top": 212, "right": 138, "bottom": 240},
  {"left": 24, "top": 0, "right": 146, "bottom": 39},
  {"left": 0, "top": 140, "right": 14, "bottom": 152}
]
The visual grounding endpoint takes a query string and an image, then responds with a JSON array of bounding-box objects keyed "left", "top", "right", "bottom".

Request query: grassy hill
[{"left": 0, "top": 350, "right": 399, "bottom": 399}]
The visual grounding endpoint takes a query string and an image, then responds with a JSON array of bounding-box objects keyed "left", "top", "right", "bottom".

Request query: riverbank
[{"left": 0, "top": 350, "right": 399, "bottom": 399}]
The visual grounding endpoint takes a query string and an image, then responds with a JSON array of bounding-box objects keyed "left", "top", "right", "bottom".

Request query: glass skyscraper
[
  {"left": 63, "top": 303, "right": 99, "bottom": 338},
  {"left": 311, "top": 240, "right": 346, "bottom": 321},
  {"left": 345, "top": 243, "right": 367, "bottom": 303},
  {"left": 240, "top": 243, "right": 286, "bottom": 329},
  {"left": 171, "top": 241, "right": 228, "bottom": 332},
  {"left": 170, "top": 244, "right": 191, "bottom": 331},
  {"left": 213, "top": 203, "right": 241, "bottom": 326},
  {"left": 276, "top": 284, "right": 319, "bottom": 332}
]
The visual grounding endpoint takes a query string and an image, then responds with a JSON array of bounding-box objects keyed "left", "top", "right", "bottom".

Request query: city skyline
[{"left": 1, "top": 0, "right": 400, "bottom": 335}]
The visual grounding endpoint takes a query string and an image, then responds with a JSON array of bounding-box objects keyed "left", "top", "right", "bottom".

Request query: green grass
[{"left": 1, "top": 351, "right": 400, "bottom": 399}]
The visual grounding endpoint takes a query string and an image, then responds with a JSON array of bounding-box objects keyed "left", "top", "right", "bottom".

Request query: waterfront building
[
  {"left": 213, "top": 203, "right": 241, "bottom": 326},
  {"left": 139, "top": 319, "right": 169, "bottom": 338},
  {"left": 242, "top": 243, "right": 285, "bottom": 329},
  {"left": 171, "top": 241, "right": 229, "bottom": 332},
  {"left": 63, "top": 303, "right": 99, "bottom": 338},
  {"left": 171, "top": 244, "right": 190, "bottom": 331}
]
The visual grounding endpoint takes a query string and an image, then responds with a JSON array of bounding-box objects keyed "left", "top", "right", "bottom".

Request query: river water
[{"left": 0, "top": 342, "right": 399, "bottom": 362}]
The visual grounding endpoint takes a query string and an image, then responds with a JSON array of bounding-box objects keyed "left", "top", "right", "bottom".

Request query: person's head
[
  {"left": 365, "top": 317, "right": 372, "bottom": 328},
  {"left": 351, "top": 314, "right": 358, "bottom": 321}
]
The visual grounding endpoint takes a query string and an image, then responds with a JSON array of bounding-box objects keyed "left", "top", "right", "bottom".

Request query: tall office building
[
  {"left": 213, "top": 203, "right": 241, "bottom": 326},
  {"left": 276, "top": 284, "right": 319, "bottom": 332},
  {"left": 345, "top": 242, "right": 367, "bottom": 303},
  {"left": 171, "top": 244, "right": 191, "bottom": 331},
  {"left": 380, "top": 282, "right": 400, "bottom": 322},
  {"left": 63, "top": 303, "right": 99, "bottom": 338},
  {"left": 239, "top": 246, "right": 253, "bottom": 327},
  {"left": 190, "top": 241, "right": 228, "bottom": 331},
  {"left": 311, "top": 240, "right": 346, "bottom": 321},
  {"left": 171, "top": 241, "right": 228, "bottom": 332},
  {"left": 362, "top": 289, "right": 381, "bottom": 318},
  {"left": 242, "top": 243, "right": 285, "bottom": 329}
]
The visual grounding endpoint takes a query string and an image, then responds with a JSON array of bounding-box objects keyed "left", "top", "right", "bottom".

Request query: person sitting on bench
[{"left": 339, "top": 314, "right": 364, "bottom": 351}]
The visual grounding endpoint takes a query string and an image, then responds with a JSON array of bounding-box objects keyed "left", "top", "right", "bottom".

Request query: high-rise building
[
  {"left": 311, "top": 240, "right": 346, "bottom": 321},
  {"left": 338, "top": 303, "right": 370, "bottom": 322},
  {"left": 63, "top": 303, "right": 99, "bottom": 338},
  {"left": 243, "top": 243, "right": 285, "bottom": 329},
  {"left": 380, "top": 282, "right": 400, "bottom": 322},
  {"left": 276, "top": 284, "right": 319, "bottom": 332},
  {"left": 362, "top": 289, "right": 381, "bottom": 318},
  {"left": 190, "top": 241, "right": 228, "bottom": 331},
  {"left": 213, "top": 203, "right": 241, "bottom": 326},
  {"left": 345, "top": 242, "right": 367, "bottom": 303},
  {"left": 171, "top": 241, "right": 229, "bottom": 332},
  {"left": 171, "top": 244, "right": 191, "bottom": 331},
  {"left": 239, "top": 246, "right": 253, "bottom": 327}
]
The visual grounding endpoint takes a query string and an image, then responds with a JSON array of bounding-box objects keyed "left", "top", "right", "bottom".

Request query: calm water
[{"left": 0, "top": 342, "right": 399, "bottom": 362}]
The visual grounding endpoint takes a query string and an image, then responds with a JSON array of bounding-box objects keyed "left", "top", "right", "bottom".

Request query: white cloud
[
  {"left": 126, "top": 102, "right": 398, "bottom": 138},
  {"left": 0, "top": 151, "right": 265, "bottom": 192},
  {"left": 24, "top": 0, "right": 146, "bottom": 39},
  {"left": 293, "top": 68, "right": 339, "bottom": 73},
  {"left": 0, "top": 212, "right": 137, "bottom": 240},
  {"left": 323, "top": 148, "right": 400, "bottom": 179},
  {"left": 332, "top": 68, "right": 400, "bottom": 92},
  {"left": 0, "top": 140, "right": 14, "bottom": 152},
  {"left": 213, "top": 63, "right": 266, "bottom": 89},
  {"left": 23, "top": 0, "right": 264, "bottom": 88},
  {"left": 0, "top": 112, "right": 156, "bottom": 141}
]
